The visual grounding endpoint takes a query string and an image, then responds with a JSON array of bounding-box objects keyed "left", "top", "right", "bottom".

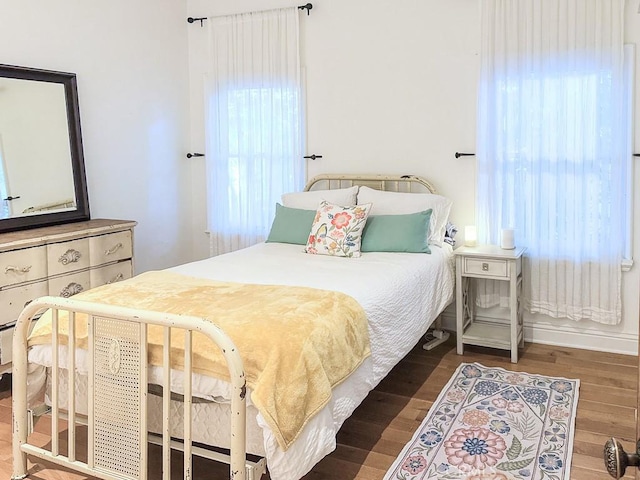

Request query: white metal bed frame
[
  {"left": 11, "top": 174, "right": 450, "bottom": 480},
  {"left": 303, "top": 173, "right": 437, "bottom": 194},
  {"left": 12, "top": 297, "right": 251, "bottom": 480}
]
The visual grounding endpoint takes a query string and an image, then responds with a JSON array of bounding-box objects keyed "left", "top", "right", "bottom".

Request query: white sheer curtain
[
  {"left": 204, "top": 8, "right": 304, "bottom": 256},
  {"left": 476, "top": 0, "right": 630, "bottom": 325}
]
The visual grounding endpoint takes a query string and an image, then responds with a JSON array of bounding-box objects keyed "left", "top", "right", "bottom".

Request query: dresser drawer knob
[
  {"left": 105, "top": 242, "right": 123, "bottom": 256},
  {"left": 60, "top": 282, "right": 84, "bottom": 298},
  {"left": 482, "top": 262, "right": 489, "bottom": 271},
  {"left": 5, "top": 265, "right": 32, "bottom": 274},
  {"left": 59, "top": 249, "right": 82, "bottom": 265}
]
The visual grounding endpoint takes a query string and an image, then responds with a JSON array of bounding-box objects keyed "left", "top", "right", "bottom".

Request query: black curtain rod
[
  {"left": 634, "top": 153, "right": 640, "bottom": 157},
  {"left": 188, "top": 3, "right": 312, "bottom": 26}
]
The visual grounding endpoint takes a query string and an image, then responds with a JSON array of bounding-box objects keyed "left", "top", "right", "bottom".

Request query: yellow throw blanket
[{"left": 28, "top": 271, "right": 371, "bottom": 450}]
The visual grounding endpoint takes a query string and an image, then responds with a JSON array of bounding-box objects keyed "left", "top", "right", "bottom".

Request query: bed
[{"left": 12, "top": 174, "right": 455, "bottom": 480}]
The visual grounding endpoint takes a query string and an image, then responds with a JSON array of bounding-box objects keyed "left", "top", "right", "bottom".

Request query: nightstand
[{"left": 454, "top": 245, "right": 525, "bottom": 363}]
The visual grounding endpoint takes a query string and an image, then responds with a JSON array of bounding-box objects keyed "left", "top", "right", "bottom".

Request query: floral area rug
[{"left": 384, "top": 363, "right": 579, "bottom": 480}]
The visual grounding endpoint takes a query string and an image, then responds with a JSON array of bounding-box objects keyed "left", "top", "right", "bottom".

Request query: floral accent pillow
[{"left": 305, "top": 201, "right": 372, "bottom": 258}]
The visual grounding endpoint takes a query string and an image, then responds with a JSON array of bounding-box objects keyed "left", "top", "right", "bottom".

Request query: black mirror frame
[{"left": 0, "top": 64, "right": 90, "bottom": 233}]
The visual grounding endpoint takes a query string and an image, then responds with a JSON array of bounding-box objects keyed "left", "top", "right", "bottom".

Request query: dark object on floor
[{"left": 0, "top": 373, "right": 11, "bottom": 392}]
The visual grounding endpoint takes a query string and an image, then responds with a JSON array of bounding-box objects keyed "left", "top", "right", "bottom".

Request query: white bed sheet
[{"left": 28, "top": 242, "right": 454, "bottom": 480}]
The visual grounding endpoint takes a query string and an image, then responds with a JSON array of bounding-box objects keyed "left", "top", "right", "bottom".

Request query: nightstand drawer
[{"left": 463, "top": 257, "right": 508, "bottom": 278}]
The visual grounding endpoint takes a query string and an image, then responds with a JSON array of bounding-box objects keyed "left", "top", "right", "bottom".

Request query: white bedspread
[
  {"left": 29, "top": 242, "right": 454, "bottom": 480},
  {"left": 170, "top": 242, "right": 454, "bottom": 386}
]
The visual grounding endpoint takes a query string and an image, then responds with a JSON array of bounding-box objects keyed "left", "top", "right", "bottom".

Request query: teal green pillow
[
  {"left": 266, "top": 203, "right": 316, "bottom": 245},
  {"left": 361, "top": 210, "right": 432, "bottom": 253}
]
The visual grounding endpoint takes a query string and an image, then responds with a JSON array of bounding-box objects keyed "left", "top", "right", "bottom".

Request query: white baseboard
[{"left": 439, "top": 311, "right": 638, "bottom": 356}]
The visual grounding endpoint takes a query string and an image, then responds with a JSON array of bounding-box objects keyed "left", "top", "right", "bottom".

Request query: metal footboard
[{"left": 12, "top": 296, "right": 249, "bottom": 480}]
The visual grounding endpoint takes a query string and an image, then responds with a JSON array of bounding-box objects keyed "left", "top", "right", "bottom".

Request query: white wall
[
  {"left": 0, "top": 1, "right": 636, "bottom": 354},
  {"left": 187, "top": 0, "right": 640, "bottom": 354},
  {"left": 0, "top": 0, "right": 193, "bottom": 273}
]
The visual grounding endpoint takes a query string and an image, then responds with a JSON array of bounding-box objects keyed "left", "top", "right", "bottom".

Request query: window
[
  {"left": 222, "top": 86, "right": 302, "bottom": 236},
  {"left": 476, "top": 0, "right": 629, "bottom": 324},
  {"left": 488, "top": 52, "right": 634, "bottom": 262},
  {"left": 204, "top": 7, "right": 304, "bottom": 256}
]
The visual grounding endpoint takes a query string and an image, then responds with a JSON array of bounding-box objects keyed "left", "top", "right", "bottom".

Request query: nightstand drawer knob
[{"left": 482, "top": 262, "right": 489, "bottom": 271}]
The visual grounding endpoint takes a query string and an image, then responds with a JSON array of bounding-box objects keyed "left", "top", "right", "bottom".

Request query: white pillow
[
  {"left": 356, "top": 186, "right": 452, "bottom": 247},
  {"left": 304, "top": 201, "right": 372, "bottom": 258},
  {"left": 281, "top": 186, "right": 359, "bottom": 210}
]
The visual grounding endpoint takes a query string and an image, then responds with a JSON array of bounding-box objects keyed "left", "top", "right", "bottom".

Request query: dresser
[{"left": 0, "top": 219, "right": 136, "bottom": 367}]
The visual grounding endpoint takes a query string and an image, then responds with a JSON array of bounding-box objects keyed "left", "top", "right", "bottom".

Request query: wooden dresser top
[{"left": 0, "top": 219, "right": 137, "bottom": 252}]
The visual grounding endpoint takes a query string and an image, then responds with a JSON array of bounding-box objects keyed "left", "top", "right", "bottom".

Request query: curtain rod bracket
[
  {"left": 298, "top": 3, "right": 313, "bottom": 15},
  {"left": 186, "top": 152, "right": 205, "bottom": 158},
  {"left": 187, "top": 17, "right": 207, "bottom": 27}
]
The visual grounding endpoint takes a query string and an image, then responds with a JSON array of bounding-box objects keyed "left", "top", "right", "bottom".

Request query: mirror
[{"left": 0, "top": 64, "right": 89, "bottom": 233}]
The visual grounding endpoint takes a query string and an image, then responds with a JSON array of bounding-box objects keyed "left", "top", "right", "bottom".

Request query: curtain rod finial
[
  {"left": 298, "top": 3, "right": 313, "bottom": 15},
  {"left": 187, "top": 16, "right": 207, "bottom": 27}
]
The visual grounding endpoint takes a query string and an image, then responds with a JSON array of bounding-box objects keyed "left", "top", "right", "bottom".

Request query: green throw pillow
[
  {"left": 361, "top": 210, "right": 432, "bottom": 253},
  {"left": 266, "top": 203, "right": 316, "bottom": 245}
]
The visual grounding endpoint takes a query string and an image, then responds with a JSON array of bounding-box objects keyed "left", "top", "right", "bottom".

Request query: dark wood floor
[{"left": 0, "top": 336, "right": 636, "bottom": 479}]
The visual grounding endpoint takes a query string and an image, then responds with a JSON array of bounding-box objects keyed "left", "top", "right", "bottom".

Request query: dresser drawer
[
  {"left": 49, "top": 271, "right": 90, "bottom": 298},
  {"left": 90, "top": 230, "right": 132, "bottom": 266},
  {"left": 0, "top": 245, "right": 48, "bottom": 288},
  {"left": 90, "top": 260, "right": 133, "bottom": 287},
  {"left": 463, "top": 257, "right": 508, "bottom": 278},
  {"left": 0, "top": 279, "right": 48, "bottom": 325},
  {"left": 47, "top": 238, "right": 91, "bottom": 276}
]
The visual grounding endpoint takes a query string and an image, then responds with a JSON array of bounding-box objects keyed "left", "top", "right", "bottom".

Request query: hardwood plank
[
  {"left": 571, "top": 452, "right": 636, "bottom": 478},
  {"left": 579, "top": 399, "right": 636, "bottom": 416},
  {"left": 536, "top": 343, "right": 638, "bottom": 367},
  {"left": 0, "top": 337, "right": 635, "bottom": 480},
  {"left": 579, "top": 383, "right": 637, "bottom": 408}
]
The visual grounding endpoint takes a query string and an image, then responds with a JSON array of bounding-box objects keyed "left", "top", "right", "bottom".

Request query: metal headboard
[{"left": 304, "top": 174, "right": 437, "bottom": 194}]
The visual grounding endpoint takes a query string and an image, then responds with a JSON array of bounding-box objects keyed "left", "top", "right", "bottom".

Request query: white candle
[
  {"left": 464, "top": 226, "right": 477, "bottom": 247},
  {"left": 500, "top": 228, "right": 515, "bottom": 249}
]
